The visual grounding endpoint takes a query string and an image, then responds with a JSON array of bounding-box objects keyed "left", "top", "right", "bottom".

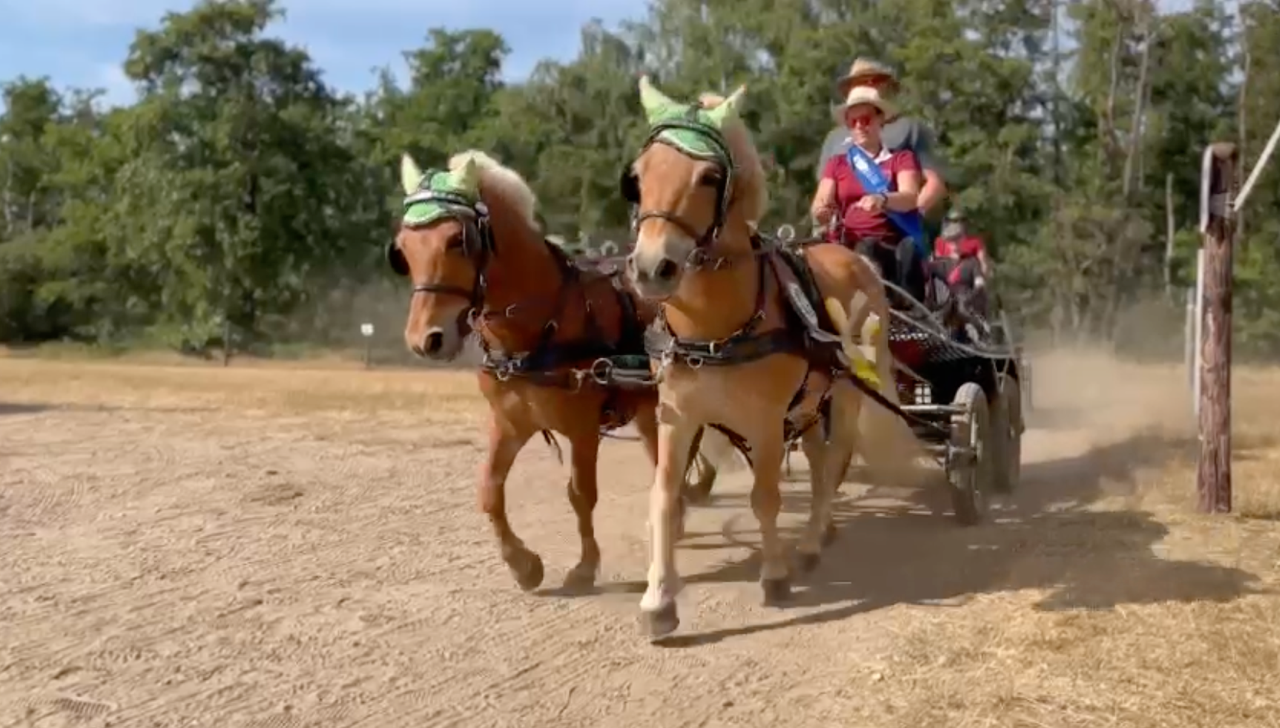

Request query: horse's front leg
[
  {"left": 639, "top": 402, "right": 701, "bottom": 639},
  {"left": 748, "top": 426, "right": 791, "bottom": 605},
  {"left": 634, "top": 400, "right": 688, "bottom": 541},
  {"left": 563, "top": 428, "right": 603, "bottom": 591},
  {"left": 479, "top": 416, "right": 539, "bottom": 591}
]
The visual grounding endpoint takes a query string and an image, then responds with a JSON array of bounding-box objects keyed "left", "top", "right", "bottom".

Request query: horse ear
[
  {"left": 638, "top": 75, "right": 680, "bottom": 123},
  {"left": 400, "top": 153, "right": 424, "bottom": 195},
  {"left": 451, "top": 155, "right": 481, "bottom": 195},
  {"left": 704, "top": 84, "right": 746, "bottom": 129}
]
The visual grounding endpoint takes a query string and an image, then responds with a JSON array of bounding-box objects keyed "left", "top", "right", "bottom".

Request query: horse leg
[
  {"left": 563, "top": 430, "right": 602, "bottom": 591},
  {"left": 683, "top": 426, "right": 718, "bottom": 505},
  {"left": 797, "top": 394, "right": 859, "bottom": 572},
  {"left": 748, "top": 428, "right": 791, "bottom": 605},
  {"left": 633, "top": 402, "right": 687, "bottom": 541},
  {"left": 639, "top": 409, "right": 701, "bottom": 639},
  {"left": 479, "top": 417, "right": 540, "bottom": 591}
]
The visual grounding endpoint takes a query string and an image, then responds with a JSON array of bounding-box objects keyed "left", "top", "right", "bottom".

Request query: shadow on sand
[
  {"left": 0, "top": 402, "right": 54, "bottom": 416},
  {"left": 589, "top": 430, "right": 1262, "bottom": 647}
]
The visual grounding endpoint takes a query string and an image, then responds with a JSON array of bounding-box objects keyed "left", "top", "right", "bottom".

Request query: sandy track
[{"left": 1, "top": 356, "right": 1276, "bottom": 728}]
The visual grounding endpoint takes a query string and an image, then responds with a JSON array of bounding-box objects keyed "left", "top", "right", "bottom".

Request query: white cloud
[{"left": 95, "top": 63, "right": 135, "bottom": 108}]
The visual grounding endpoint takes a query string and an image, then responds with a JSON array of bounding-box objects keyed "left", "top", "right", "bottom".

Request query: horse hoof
[
  {"left": 509, "top": 550, "right": 545, "bottom": 592},
  {"left": 822, "top": 522, "right": 838, "bottom": 547},
  {"left": 798, "top": 551, "right": 820, "bottom": 574},
  {"left": 641, "top": 602, "right": 680, "bottom": 641},
  {"left": 563, "top": 563, "right": 598, "bottom": 592},
  {"left": 761, "top": 577, "right": 792, "bottom": 606}
]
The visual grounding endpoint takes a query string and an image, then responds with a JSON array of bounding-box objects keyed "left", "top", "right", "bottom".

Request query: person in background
[
  {"left": 932, "top": 207, "right": 990, "bottom": 314},
  {"left": 810, "top": 85, "right": 924, "bottom": 304},
  {"left": 817, "top": 58, "right": 948, "bottom": 220}
]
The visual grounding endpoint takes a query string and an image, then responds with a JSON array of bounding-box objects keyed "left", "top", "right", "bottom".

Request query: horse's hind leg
[
  {"left": 479, "top": 416, "right": 541, "bottom": 591},
  {"left": 797, "top": 393, "right": 859, "bottom": 572},
  {"left": 563, "top": 430, "right": 602, "bottom": 591}
]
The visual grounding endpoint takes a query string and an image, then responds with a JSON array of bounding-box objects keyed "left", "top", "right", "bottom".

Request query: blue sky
[
  {"left": 0, "top": 0, "right": 1205, "bottom": 110},
  {"left": 0, "top": 0, "right": 652, "bottom": 108}
]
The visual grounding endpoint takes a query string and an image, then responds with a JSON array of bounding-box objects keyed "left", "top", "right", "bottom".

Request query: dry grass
[
  {"left": 5, "top": 347, "right": 1280, "bottom": 726},
  {"left": 844, "top": 348, "right": 1280, "bottom": 727},
  {"left": 0, "top": 353, "right": 485, "bottom": 419}
]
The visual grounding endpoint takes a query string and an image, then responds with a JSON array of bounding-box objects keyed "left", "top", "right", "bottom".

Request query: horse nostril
[
  {"left": 424, "top": 330, "right": 444, "bottom": 355},
  {"left": 655, "top": 259, "right": 679, "bottom": 282}
]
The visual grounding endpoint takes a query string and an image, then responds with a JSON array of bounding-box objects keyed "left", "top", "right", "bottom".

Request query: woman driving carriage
[{"left": 809, "top": 85, "right": 926, "bottom": 305}]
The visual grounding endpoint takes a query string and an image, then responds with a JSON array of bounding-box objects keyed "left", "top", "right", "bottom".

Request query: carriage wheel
[
  {"left": 990, "top": 373, "right": 1022, "bottom": 494},
  {"left": 946, "top": 382, "right": 991, "bottom": 526}
]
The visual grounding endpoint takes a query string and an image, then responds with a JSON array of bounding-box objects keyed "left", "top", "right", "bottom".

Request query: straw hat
[
  {"left": 835, "top": 57, "right": 900, "bottom": 97},
  {"left": 831, "top": 85, "right": 897, "bottom": 125}
]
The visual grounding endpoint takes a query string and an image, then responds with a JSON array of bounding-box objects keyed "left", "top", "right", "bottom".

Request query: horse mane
[
  {"left": 447, "top": 150, "right": 541, "bottom": 232},
  {"left": 696, "top": 92, "right": 769, "bottom": 224}
]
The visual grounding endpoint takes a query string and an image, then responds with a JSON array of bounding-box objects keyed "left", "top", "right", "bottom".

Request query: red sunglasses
[{"left": 846, "top": 113, "right": 878, "bottom": 128}]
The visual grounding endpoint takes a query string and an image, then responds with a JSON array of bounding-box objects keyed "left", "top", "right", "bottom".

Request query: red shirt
[
  {"left": 821, "top": 148, "right": 921, "bottom": 244},
  {"left": 934, "top": 235, "right": 985, "bottom": 258}
]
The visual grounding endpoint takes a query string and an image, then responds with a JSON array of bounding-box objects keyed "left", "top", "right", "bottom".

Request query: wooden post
[{"left": 1196, "top": 142, "right": 1237, "bottom": 514}]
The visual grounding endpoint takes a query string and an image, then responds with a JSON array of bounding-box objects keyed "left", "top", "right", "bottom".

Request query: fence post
[
  {"left": 1192, "top": 248, "right": 1205, "bottom": 417},
  {"left": 1196, "top": 142, "right": 1237, "bottom": 514},
  {"left": 1184, "top": 286, "right": 1194, "bottom": 397}
]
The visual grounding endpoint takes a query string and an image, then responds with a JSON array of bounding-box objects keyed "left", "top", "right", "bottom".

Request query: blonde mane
[
  {"left": 697, "top": 92, "right": 769, "bottom": 223},
  {"left": 447, "top": 150, "right": 541, "bottom": 231}
]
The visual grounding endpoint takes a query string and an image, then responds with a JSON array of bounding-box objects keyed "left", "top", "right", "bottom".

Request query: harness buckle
[
  {"left": 686, "top": 355, "right": 704, "bottom": 369},
  {"left": 590, "top": 358, "right": 614, "bottom": 385},
  {"left": 706, "top": 340, "right": 721, "bottom": 357},
  {"left": 492, "top": 358, "right": 518, "bottom": 382},
  {"left": 686, "top": 248, "right": 709, "bottom": 269}
]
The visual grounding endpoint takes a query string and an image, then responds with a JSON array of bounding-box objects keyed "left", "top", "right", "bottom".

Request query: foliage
[{"left": 1, "top": 0, "right": 1277, "bottom": 358}]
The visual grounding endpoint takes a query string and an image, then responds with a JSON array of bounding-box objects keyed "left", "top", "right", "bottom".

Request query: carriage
[
  {"left": 765, "top": 223, "right": 1030, "bottom": 526},
  {"left": 883, "top": 276, "right": 1029, "bottom": 525}
]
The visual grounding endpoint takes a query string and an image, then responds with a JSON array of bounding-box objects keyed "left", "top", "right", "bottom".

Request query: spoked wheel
[
  {"left": 990, "top": 373, "right": 1023, "bottom": 494},
  {"left": 946, "top": 382, "right": 991, "bottom": 525}
]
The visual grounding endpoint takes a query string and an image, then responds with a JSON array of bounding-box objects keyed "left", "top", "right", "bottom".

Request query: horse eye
[
  {"left": 697, "top": 170, "right": 722, "bottom": 187},
  {"left": 445, "top": 234, "right": 466, "bottom": 252}
]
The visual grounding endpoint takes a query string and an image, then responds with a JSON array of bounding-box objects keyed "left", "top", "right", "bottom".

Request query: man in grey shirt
[{"left": 817, "top": 58, "right": 948, "bottom": 218}]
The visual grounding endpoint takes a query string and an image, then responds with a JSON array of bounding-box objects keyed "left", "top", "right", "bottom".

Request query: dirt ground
[{"left": 3, "top": 349, "right": 1280, "bottom": 728}]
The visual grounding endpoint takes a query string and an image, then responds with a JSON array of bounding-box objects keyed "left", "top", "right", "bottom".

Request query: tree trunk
[
  {"left": 1237, "top": 37, "right": 1250, "bottom": 245},
  {"left": 1164, "top": 171, "right": 1175, "bottom": 300},
  {"left": 1100, "top": 25, "right": 1123, "bottom": 169},
  {"left": 1122, "top": 14, "right": 1153, "bottom": 202}
]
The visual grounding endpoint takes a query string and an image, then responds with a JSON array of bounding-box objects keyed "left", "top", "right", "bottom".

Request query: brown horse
[
  {"left": 620, "top": 78, "right": 911, "bottom": 638},
  {"left": 388, "top": 150, "right": 717, "bottom": 593}
]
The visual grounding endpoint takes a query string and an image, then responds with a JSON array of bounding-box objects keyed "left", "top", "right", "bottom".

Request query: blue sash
[{"left": 845, "top": 145, "right": 927, "bottom": 258}]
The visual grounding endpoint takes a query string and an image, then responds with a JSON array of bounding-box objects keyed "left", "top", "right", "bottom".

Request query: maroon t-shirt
[{"left": 820, "top": 148, "right": 921, "bottom": 244}]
